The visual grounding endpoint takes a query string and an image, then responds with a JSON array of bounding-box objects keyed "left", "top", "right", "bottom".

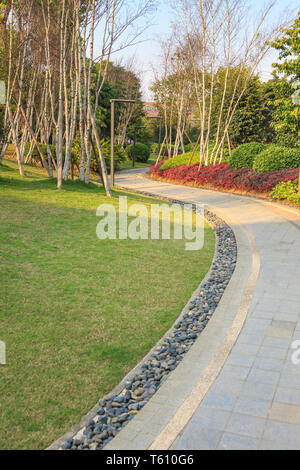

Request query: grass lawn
[
  {"left": 0, "top": 160, "right": 215, "bottom": 450},
  {"left": 118, "top": 155, "right": 157, "bottom": 171}
]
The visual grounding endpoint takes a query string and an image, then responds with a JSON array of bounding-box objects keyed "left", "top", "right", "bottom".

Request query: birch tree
[{"left": 156, "top": 0, "right": 296, "bottom": 167}]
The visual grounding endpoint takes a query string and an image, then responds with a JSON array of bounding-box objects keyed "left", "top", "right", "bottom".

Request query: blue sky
[{"left": 106, "top": 0, "right": 299, "bottom": 99}]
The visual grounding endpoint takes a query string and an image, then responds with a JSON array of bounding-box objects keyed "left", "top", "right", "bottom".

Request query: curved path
[{"left": 106, "top": 168, "right": 300, "bottom": 451}]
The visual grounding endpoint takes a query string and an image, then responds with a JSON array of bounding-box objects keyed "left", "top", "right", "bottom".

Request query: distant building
[{"left": 143, "top": 102, "right": 160, "bottom": 118}]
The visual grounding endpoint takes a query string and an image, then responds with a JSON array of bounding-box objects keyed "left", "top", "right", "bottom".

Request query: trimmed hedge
[
  {"left": 125, "top": 143, "right": 150, "bottom": 163},
  {"left": 270, "top": 180, "right": 300, "bottom": 204},
  {"left": 253, "top": 146, "right": 300, "bottom": 173},
  {"left": 229, "top": 142, "right": 267, "bottom": 169},
  {"left": 160, "top": 152, "right": 199, "bottom": 170},
  {"left": 161, "top": 146, "right": 230, "bottom": 171}
]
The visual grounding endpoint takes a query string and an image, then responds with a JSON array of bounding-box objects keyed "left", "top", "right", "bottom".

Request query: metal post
[
  {"left": 110, "top": 98, "right": 135, "bottom": 185},
  {"left": 110, "top": 100, "right": 115, "bottom": 186},
  {"left": 133, "top": 127, "right": 137, "bottom": 168},
  {"left": 158, "top": 117, "right": 162, "bottom": 155}
]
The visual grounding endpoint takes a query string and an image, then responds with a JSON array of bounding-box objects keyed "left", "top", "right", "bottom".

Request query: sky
[{"left": 103, "top": 0, "right": 299, "bottom": 100}]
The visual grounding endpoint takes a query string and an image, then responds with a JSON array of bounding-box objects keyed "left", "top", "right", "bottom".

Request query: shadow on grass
[{"left": 0, "top": 161, "right": 174, "bottom": 205}]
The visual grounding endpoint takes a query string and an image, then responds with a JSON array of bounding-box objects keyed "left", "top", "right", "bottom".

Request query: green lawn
[
  {"left": 0, "top": 160, "right": 215, "bottom": 450},
  {"left": 118, "top": 155, "right": 157, "bottom": 170}
]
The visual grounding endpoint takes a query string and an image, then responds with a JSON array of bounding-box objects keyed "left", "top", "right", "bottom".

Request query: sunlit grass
[{"left": 0, "top": 160, "right": 215, "bottom": 449}]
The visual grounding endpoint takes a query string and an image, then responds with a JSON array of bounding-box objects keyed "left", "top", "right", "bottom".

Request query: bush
[
  {"left": 229, "top": 142, "right": 267, "bottom": 169},
  {"left": 253, "top": 145, "right": 300, "bottom": 173},
  {"left": 161, "top": 145, "right": 230, "bottom": 171},
  {"left": 270, "top": 180, "right": 300, "bottom": 205},
  {"left": 125, "top": 143, "right": 150, "bottom": 163},
  {"left": 72, "top": 134, "right": 127, "bottom": 173},
  {"left": 150, "top": 160, "right": 299, "bottom": 194},
  {"left": 184, "top": 143, "right": 200, "bottom": 153},
  {"left": 161, "top": 152, "right": 198, "bottom": 170},
  {"left": 150, "top": 142, "right": 159, "bottom": 154},
  {"left": 25, "top": 142, "right": 58, "bottom": 163}
]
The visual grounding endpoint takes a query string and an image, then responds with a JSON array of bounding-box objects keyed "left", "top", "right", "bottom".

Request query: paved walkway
[{"left": 107, "top": 169, "right": 300, "bottom": 451}]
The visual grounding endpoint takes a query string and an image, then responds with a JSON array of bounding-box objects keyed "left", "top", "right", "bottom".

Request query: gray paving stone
[
  {"left": 263, "top": 420, "right": 300, "bottom": 446},
  {"left": 257, "top": 345, "right": 288, "bottom": 360},
  {"left": 273, "top": 312, "right": 299, "bottom": 323},
  {"left": 262, "top": 337, "right": 292, "bottom": 349},
  {"left": 211, "top": 377, "right": 244, "bottom": 395},
  {"left": 259, "top": 440, "right": 299, "bottom": 450},
  {"left": 266, "top": 320, "right": 296, "bottom": 340},
  {"left": 279, "top": 372, "right": 300, "bottom": 390},
  {"left": 242, "top": 318, "right": 271, "bottom": 336},
  {"left": 250, "top": 309, "right": 274, "bottom": 320},
  {"left": 241, "top": 381, "right": 277, "bottom": 400},
  {"left": 278, "top": 300, "right": 300, "bottom": 315},
  {"left": 247, "top": 367, "right": 280, "bottom": 385},
  {"left": 231, "top": 343, "right": 260, "bottom": 356},
  {"left": 225, "top": 413, "right": 265, "bottom": 438},
  {"left": 253, "top": 356, "right": 284, "bottom": 372},
  {"left": 219, "top": 364, "right": 250, "bottom": 381},
  {"left": 275, "top": 387, "right": 300, "bottom": 406},
  {"left": 282, "top": 362, "right": 300, "bottom": 376},
  {"left": 233, "top": 396, "right": 270, "bottom": 418},
  {"left": 236, "top": 333, "right": 264, "bottom": 346},
  {"left": 172, "top": 425, "right": 222, "bottom": 450},
  {"left": 218, "top": 433, "right": 260, "bottom": 450},
  {"left": 189, "top": 406, "right": 230, "bottom": 431},
  {"left": 201, "top": 390, "right": 237, "bottom": 411},
  {"left": 227, "top": 352, "right": 256, "bottom": 368},
  {"left": 110, "top": 170, "right": 300, "bottom": 451}
]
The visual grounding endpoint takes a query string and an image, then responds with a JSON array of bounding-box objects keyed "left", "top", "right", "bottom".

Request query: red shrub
[{"left": 150, "top": 162, "right": 299, "bottom": 193}]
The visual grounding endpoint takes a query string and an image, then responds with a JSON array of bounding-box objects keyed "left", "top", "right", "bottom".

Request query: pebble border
[{"left": 50, "top": 204, "right": 237, "bottom": 451}]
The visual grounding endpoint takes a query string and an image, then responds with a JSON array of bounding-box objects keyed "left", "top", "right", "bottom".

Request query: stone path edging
[
  {"left": 149, "top": 213, "right": 260, "bottom": 449},
  {"left": 47, "top": 198, "right": 233, "bottom": 450},
  {"left": 105, "top": 200, "right": 259, "bottom": 450}
]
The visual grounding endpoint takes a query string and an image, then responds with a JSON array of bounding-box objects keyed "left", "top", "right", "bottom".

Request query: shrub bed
[
  {"left": 229, "top": 142, "right": 267, "bottom": 169},
  {"left": 253, "top": 146, "right": 300, "bottom": 173},
  {"left": 161, "top": 152, "right": 199, "bottom": 170},
  {"left": 270, "top": 180, "right": 300, "bottom": 204},
  {"left": 150, "top": 161, "right": 299, "bottom": 194},
  {"left": 161, "top": 146, "right": 230, "bottom": 171}
]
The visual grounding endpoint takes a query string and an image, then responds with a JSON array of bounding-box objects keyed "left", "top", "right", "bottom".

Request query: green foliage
[
  {"left": 253, "top": 145, "right": 300, "bottom": 173},
  {"left": 0, "top": 109, "right": 8, "bottom": 144},
  {"left": 229, "top": 76, "right": 270, "bottom": 145},
  {"left": 125, "top": 143, "right": 150, "bottom": 163},
  {"left": 270, "top": 180, "right": 300, "bottom": 204},
  {"left": 160, "top": 152, "right": 199, "bottom": 170},
  {"left": 184, "top": 143, "right": 200, "bottom": 153},
  {"left": 209, "top": 67, "right": 273, "bottom": 146},
  {"left": 266, "top": 78, "right": 300, "bottom": 148},
  {"left": 150, "top": 142, "right": 159, "bottom": 154},
  {"left": 25, "top": 142, "right": 58, "bottom": 163},
  {"left": 271, "top": 13, "right": 300, "bottom": 80},
  {"left": 161, "top": 144, "right": 230, "bottom": 170},
  {"left": 229, "top": 142, "right": 267, "bottom": 169},
  {"left": 72, "top": 133, "right": 127, "bottom": 173},
  {"left": 0, "top": 160, "right": 215, "bottom": 450},
  {"left": 268, "top": 13, "right": 300, "bottom": 148}
]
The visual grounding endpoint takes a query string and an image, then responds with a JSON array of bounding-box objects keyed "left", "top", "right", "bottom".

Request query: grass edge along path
[{"left": 0, "top": 160, "right": 215, "bottom": 449}]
